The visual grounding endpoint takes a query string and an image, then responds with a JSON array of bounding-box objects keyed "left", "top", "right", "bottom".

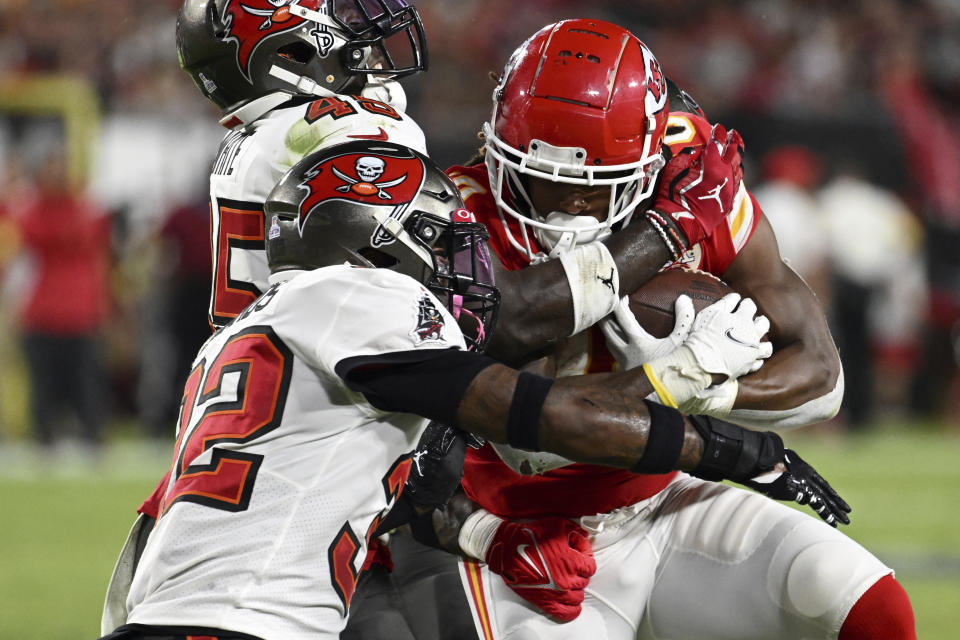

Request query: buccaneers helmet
[
  {"left": 265, "top": 140, "right": 500, "bottom": 351},
  {"left": 177, "top": 0, "right": 427, "bottom": 115},
  {"left": 484, "top": 19, "right": 669, "bottom": 261}
]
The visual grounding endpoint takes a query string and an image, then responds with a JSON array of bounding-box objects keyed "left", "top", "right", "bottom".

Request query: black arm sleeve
[{"left": 334, "top": 348, "right": 498, "bottom": 427}]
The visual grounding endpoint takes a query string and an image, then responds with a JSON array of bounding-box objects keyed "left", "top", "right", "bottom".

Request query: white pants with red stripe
[{"left": 459, "top": 473, "right": 891, "bottom": 640}]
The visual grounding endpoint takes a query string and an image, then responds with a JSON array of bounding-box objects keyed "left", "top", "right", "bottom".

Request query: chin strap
[
  {"left": 451, "top": 299, "right": 486, "bottom": 352},
  {"left": 265, "top": 67, "right": 409, "bottom": 114},
  {"left": 218, "top": 91, "right": 294, "bottom": 129},
  {"left": 268, "top": 65, "right": 338, "bottom": 99}
]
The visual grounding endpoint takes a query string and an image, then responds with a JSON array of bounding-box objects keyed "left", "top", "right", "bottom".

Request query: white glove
[
  {"left": 677, "top": 378, "right": 738, "bottom": 417},
  {"left": 644, "top": 293, "right": 771, "bottom": 407},
  {"left": 600, "top": 295, "right": 695, "bottom": 370},
  {"left": 684, "top": 293, "right": 772, "bottom": 378}
]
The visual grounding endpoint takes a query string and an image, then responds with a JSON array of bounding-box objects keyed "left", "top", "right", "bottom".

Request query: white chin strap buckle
[
  {"left": 268, "top": 65, "right": 335, "bottom": 98},
  {"left": 288, "top": 3, "right": 328, "bottom": 23}
]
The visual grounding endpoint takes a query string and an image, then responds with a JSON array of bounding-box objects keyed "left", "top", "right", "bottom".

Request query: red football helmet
[{"left": 484, "top": 19, "right": 669, "bottom": 262}]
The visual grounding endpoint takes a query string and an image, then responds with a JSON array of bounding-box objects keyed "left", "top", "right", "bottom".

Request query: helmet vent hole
[{"left": 276, "top": 42, "right": 315, "bottom": 64}]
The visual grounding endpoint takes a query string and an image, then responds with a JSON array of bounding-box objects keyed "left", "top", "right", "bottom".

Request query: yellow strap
[{"left": 642, "top": 363, "right": 679, "bottom": 409}]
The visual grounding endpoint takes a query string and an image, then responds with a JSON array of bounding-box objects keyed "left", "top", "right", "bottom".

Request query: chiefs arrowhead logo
[
  {"left": 640, "top": 41, "right": 668, "bottom": 114},
  {"left": 222, "top": 0, "right": 328, "bottom": 82},
  {"left": 297, "top": 147, "right": 427, "bottom": 245}
]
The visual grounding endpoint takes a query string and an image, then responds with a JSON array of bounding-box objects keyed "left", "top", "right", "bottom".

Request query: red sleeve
[
  {"left": 139, "top": 471, "right": 171, "bottom": 518},
  {"left": 689, "top": 190, "right": 763, "bottom": 277}
]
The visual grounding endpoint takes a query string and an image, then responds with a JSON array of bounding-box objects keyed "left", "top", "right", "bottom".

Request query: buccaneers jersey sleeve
[
  {"left": 273, "top": 265, "right": 467, "bottom": 374},
  {"left": 208, "top": 95, "right": 427, "bottom": 328}
]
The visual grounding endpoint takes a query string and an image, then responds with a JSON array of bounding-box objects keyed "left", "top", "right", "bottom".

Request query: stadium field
[{"left": 0, "top": 423, "right": 957, "bottom": 639}]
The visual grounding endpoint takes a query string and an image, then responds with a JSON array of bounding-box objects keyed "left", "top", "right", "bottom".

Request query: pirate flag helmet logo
[
  {"left": 222, "top": 0, "right": 329, "bottom": 82},
  {"left": 265, "top": 140, "right": 501, "bottom": 353},
  {"left": 177, "top": 0, "right": 428, "bottom": 114},
  {"left": 296, "top": 143, "right": 426, "bottom": 246}
]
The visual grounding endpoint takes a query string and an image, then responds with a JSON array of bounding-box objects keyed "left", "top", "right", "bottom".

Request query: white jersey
[
  {"left": 126, "top": 265, "right": 464, "bottom": 640},
  {"left": 208, "top": 92, "right": 427, "bottom": 327}
]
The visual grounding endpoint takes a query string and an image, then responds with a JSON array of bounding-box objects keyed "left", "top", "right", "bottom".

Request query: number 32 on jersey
[
  {"left": 157, "top": 319, "right": 412, "bottom": 610},
  {"left": 160, "top": 326, "right": 293, "bottom": 515}
]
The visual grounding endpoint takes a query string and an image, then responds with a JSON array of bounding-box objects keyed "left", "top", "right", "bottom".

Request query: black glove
[
  {"left": 688, "top": 415, "right": 851, "bottom": 527},
  {"left": 373, "top": 422, "right": 475, "bottom": 538},
  {"left": 743, "top": 449, "right": 851, "bottom": 527},
  {"left": 403, "top": 422, "right": 479, "bottom": 509}
]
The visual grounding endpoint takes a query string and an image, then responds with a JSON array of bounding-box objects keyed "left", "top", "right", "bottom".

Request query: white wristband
[
  {"left": 559, "top": 242, "right": 620, "bottom": 336},
  {"left": 457, "top": 509, "right": 504, "bottom": 560}
]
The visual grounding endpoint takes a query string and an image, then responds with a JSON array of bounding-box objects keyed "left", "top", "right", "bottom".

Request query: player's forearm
[
  {"left": 487, "top": 260, "right": 575, "bottom": 362},
  {"left": 733, "top": 340, "right": 842, "bottom": 413},
  {"left": 538, "top": 373, "right": 705, "bottom": 471},
  {"left": 604, "top": 220, "right": 674, "bottom": 292},
  {"left": 721, "top": 233, "right": 843, "bottom": 424},
  {"left": 455, "top": 365, "right": 824, "bottom": 521},
  {"left": 486, "top": 222, "right": 673, "bottom": 364},
  {"left": 457, "top": 364, "right": 704, "bottom": 471}
]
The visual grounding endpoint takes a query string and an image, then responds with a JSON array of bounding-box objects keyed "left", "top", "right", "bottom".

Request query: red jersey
[
  {"left": 17, "top": 191, "right": 111, "bottom": 335},
  {"left": 447, "top": 110, "right": 763, "bottom": 519}
]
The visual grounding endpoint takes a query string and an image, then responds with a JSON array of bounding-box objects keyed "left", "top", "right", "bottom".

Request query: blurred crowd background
[{"left": 1, "top": 0, "right": 959, "bottom": 457}]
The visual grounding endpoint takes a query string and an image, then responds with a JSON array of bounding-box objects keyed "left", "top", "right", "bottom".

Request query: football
[{"left": 628, "top": 268, "right": 735, "bottom": 338}]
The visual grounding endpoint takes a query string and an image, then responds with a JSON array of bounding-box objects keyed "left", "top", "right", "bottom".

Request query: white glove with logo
[
  {"left": 644, "top": 293, "right": 771, "bottom": 407},
  {"left": 600, "top": 295, "right": 695, "bottom": 370},
  {"left": 685, "top": 293, "right": 771, "bottom": 377}
]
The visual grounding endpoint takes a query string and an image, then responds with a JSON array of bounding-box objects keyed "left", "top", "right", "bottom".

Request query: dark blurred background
[
  {"left": 1, "top": 3, "right": 959, "bottom": 638},
  {"left": 1, "top": 0, "right": 959, "bottom": 450}
]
